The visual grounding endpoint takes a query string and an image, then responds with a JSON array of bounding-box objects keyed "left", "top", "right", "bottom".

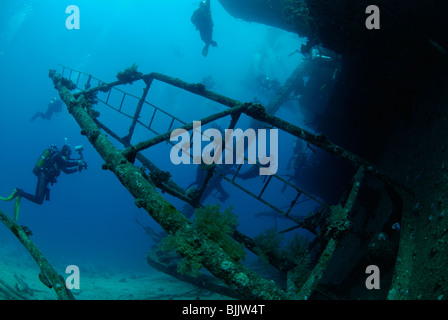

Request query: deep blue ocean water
[{"left": 0, "top": 1, "right": 313, "bottom": 278}]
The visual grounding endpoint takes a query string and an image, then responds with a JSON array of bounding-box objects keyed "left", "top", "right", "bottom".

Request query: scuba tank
[{"left": 33, "top": 145, "right": 58, "bottom": 176}]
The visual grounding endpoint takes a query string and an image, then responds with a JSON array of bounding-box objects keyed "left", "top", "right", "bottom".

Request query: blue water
[{"left": 0, "top": 1, "right": 310, "bottom": 279}]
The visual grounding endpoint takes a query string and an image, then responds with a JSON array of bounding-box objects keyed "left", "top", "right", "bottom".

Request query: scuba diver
[
  {"left": 191, "top": 0, "right": 218, "bottom": 57},
  {"left": 200, "top": 75, "right": 216, "bottom": 90},
  {"left": 186, "top": 163, "right": 231, "bottom": 203},
  {"left": 255, "top": 75, "right": 282, "bottom": 93},
  {"left": 184, "top": 122, "right": 233, "bottom": 202},
  {"left": 30, "top": 97, "right": 63, "bottom": 122},
  {"left": 11, "top": 144, "right": 87, "bottom": 206}
]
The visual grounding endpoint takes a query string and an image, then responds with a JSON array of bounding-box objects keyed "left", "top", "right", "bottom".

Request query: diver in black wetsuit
[
  {"left": 13, "top": 144, "right": 87, "bottom": 205},
  {"left": 30, "top": 97, "right": 63, "bottom": 122},
  {"left": 187, "top": 163, "right": 231, "bottom": 202},
  {"left": 191, "top": 0, "right": 218, "bottom": 57}
]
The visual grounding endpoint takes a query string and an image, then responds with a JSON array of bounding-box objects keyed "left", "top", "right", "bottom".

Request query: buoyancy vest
[{"left": 32, "top": 145, "right": 59, "bottom": 178}]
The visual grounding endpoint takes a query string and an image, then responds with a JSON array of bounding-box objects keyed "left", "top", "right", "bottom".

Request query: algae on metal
[
  {"left": 49, "top": 65, "right": 409, "bottom": 299},
  {"left": 50, "top": 70, "right": 288, "bottom": 300},
  {"left": 0, "top": 208, "right": 75, "bottom": 300}
]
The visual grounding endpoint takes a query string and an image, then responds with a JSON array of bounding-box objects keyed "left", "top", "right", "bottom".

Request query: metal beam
[{"left": 50, "top": 70, "right": 288, "bottom": 300}]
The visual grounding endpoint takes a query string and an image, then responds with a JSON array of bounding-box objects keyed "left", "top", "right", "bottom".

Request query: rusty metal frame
[{"left": 51, "top": 65, "right": 410, "bottom": 299}]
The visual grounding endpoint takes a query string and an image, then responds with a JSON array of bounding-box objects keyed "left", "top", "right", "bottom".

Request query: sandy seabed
[{"left": 0, "top": 244, "right": 231, "bottom": 300}]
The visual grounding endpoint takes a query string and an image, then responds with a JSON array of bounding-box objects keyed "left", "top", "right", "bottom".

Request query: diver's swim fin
[
  {"left": 14, "top": 196, "right": 21, "bottom": 222},
  {"left": 202, "top": 44, "right": 209, "bottom": 57},
  {"left": 0, "top": 189, "right": 21, "bottom": 221},
  {"left": 0, "top": 189, "right": 18, "bottom": 201}
]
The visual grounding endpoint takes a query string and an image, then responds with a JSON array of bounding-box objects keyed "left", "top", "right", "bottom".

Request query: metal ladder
[
  {"left": 60, "top": 64, "right": 330, "bottom": 231},
  {"left": 53, "top": 64, "right": 409, "bottom": 299}
]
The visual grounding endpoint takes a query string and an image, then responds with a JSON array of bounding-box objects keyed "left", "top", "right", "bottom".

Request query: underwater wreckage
[
  {"left": 216, "top": 0, "right": 448, "bottom": 300},
  {"left": 0, "top": 0, "right": 445, "bottom": 302},
  {"left": 0, "top": 209, "right": 75, "bottom": 300},
  {"left": 14, "top": 63, "right": 404, "bottom": 300}
]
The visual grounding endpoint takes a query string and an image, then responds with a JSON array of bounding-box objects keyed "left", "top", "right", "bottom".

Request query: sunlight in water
[{"left": 0, "top": 1, "right": 34, "bottom": 55}]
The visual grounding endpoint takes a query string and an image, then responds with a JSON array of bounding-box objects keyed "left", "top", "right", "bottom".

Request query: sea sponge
[{"left": 116, "top": 63, "right": 143, "bottom": 84}]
